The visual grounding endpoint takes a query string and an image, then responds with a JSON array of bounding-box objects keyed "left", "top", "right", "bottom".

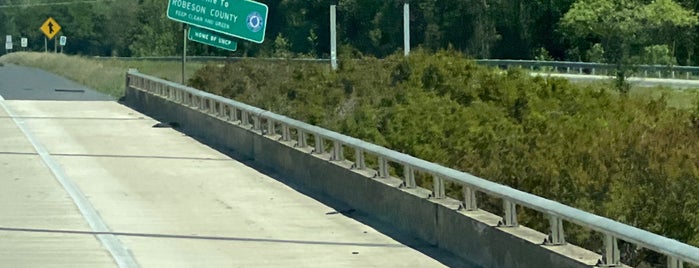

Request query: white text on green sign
[
  {"left": 188, "top": 26, "right": 237, "bottom": 52},
  {"left": 167, "top": 0, "right": 268, "bottom": 43}
]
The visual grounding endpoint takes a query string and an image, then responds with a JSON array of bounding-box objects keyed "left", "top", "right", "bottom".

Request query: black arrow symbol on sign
[{"left": 48, "top": 22, "right": 54, "bottom": 33}]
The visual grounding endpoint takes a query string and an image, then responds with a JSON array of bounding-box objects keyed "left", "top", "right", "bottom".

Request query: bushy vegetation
[{"left": 190, "top": 50, "right": 699, "bottom": 265}]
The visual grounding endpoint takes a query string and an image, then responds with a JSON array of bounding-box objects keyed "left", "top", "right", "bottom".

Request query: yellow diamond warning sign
[{"left": 40, "top": 17, "right": 61, "bottom": 40}]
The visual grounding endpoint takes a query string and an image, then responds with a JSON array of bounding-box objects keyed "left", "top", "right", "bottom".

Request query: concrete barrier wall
[{"left": 125, "top": 86, "right": 603, "bottom": 268}]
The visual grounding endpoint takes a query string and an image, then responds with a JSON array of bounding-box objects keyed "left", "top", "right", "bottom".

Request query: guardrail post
[
  {"left": 377, "top": 157, "right": 388, "bottom": 178},
  {"left": 230, "top": 106, "right": 239, "bottom": 122},
  {"left": 462, "top": 186, "right": 477, "bottom": 211},
  {"left": 281, "top": 125, "right": 291, "bottom": 141},
  {"left": 124, "top": 73, "right": 131, "bottom": 94},
  {"left": 253, "top": 116, "right": 261, "bottom": 131},
  {"left": 296, "top": 130, "right": 307, "bottom": 148},
  {"left": 403, "top": 165, "right": 416, "bottom": 188},
  {"left": 668, "top": 257, "right": 683, "bottom": 268},
  {"left": 544, "top": 215, "right": 566, "bottom": 245},
  {"left": 353, "top": 148, "right": 365, "bottom": 170},
  {"left": 331, "top": 140, "right": 344, "bottom": 161},
  {"left": 598, "top": 234, "right": 621, "bottom": 267},
  {"left": 432, "top": 176, "right": 445, "bottom": 199},
  {"left": 241, "top": 111, "right": 249, "bottom": 126},
  {"left": 499, "top": 200, "right": 518, "bottom": 227},
  {"left": 266, "top": 119, "right": 275, "bottom": 135},
  {"left": 313, "top": 135, "right": 324, "bottom": 154}
]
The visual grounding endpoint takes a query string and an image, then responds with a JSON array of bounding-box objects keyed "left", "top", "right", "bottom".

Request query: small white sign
[
  {"left": 5, "top": 42, "right": 12, "bottom": 50},
  {"left": 59, "top": 36, "right": 67, "bottom": 46},
  {"left": 5, "top": 35, "right": 11, "bottom": 43},
  {"left": 20, "top": 38, "right": 27, "bottom": 48}
]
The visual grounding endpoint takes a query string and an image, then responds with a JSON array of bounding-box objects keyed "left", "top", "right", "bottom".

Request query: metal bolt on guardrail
[{"left": 127, "top": 69, "right": 699, "bottom": 267}]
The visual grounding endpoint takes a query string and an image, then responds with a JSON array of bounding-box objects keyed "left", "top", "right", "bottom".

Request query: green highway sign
[
  {"left": 167, "top": 0, "right": 268, "bottom": 43},
  {"left": 188, "top": 25, "right": 237, "bottom": 51}
]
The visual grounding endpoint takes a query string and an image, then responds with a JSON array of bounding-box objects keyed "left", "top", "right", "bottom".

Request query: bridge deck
[{"left": 0, "top": 100, "right": 445, "bottom": 267}]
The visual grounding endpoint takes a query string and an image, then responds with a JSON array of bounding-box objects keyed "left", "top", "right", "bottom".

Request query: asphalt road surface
[
  {"left": 532, "top": 72, "right": 699, "bottom": 89},
  {"left": 0, "top": 63, "right": 112, "bottom": 101}
]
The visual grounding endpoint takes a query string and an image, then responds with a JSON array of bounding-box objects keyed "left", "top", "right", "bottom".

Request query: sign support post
[
  {"left": 40, "top": 17, "right": 62, "bottom": 53},
  {"left": 182, "top": 24, "right": 188, "bottom": 84},
  {"left": 330, "top": 5, "right": 337, "bottom": 70},
  {"left": 59, "top": 36, "right": 66, "bottom": 53},
  {"left": 404, "top": 2, "right": 410, "bottom": 56}
]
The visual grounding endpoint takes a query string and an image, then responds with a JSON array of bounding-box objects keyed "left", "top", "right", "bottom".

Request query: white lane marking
[{"left": 0, "top": 100, "right": 139, "bottom": 268}]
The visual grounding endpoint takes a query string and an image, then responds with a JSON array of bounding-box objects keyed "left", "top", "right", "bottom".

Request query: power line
[{"left": 0, "top": 0, "right": 115, "bottom": 8}]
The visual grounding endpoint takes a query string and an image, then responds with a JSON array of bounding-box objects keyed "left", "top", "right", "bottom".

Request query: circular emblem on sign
[{"left": 246, "top": 12, "right": 263, "bottom": 33}]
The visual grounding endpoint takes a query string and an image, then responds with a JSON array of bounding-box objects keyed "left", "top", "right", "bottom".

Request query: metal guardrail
[
  {"left": 104, "top": 56, "right": 699, "bottom": 80},
  {"left": 126, "top": 69, "right": 699, "bottom": 268},
  {"left": 475, "top": 59, "right": 699, "bottom": 80}
]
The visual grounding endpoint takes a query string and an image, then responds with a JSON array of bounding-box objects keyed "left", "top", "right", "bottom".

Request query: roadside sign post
[
  {"left": 5, "top": 35, "right": 12, "bottom": 54},
  {"left": 167, "top": 0, "right": 268, "bottom": 43},
  {"left": 330, "top": 5, "right": 337, "bottom": 70},
  {"left": 39, "top": 17, "right": 62, "bottom": 53},
  {"left": 188, "top": 25, "right": 238, "bottom": 52},
  {"left": 21, "top": 38, "right": 27, "bottom": 51},
  {"left": 182, "top": 24, "right": 187, "bottom": 84},
  {"left": 59, "top": 36, "right": 66, "bottom": 53}
]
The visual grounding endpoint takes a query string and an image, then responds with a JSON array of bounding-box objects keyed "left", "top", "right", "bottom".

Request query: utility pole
[
  {"left": 404, "top": 1, "right": 410, "bottom": 56},
  {"left": 330, "top": 4, "right": 338, "bottom": 70}
]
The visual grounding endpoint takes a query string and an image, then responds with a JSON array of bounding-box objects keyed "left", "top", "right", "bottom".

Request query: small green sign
[
  {"left": 188, "top": 26, "right": 237, "bottom": 51},
  {"left": 167, "top": 0, "right": 268, "bottom": 43}
]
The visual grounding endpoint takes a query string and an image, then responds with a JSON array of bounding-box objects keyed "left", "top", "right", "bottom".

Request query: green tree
[
  {"left": 127, "top": 0, "right": 181, "bottom": 56},
  {"left": 560, "top": 0, "right": 698, "bottom": 90}
]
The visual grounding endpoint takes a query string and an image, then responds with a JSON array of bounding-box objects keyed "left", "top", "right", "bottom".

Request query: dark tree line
[{"left": 1, "top": 0, "right": 699, "bottom": 65}]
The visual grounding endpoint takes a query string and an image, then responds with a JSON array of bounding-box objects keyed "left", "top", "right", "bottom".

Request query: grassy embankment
[{"left": 0, "top": 52, "right": 205, "bottom": 97}]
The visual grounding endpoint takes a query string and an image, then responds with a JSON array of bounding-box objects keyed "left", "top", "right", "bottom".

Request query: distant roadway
[
  {"left": 532, "top": 72, "right": 699, "bottom": 89},
  {"left": 0, "top": 64, "right": 112, "bottom": 101}
]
